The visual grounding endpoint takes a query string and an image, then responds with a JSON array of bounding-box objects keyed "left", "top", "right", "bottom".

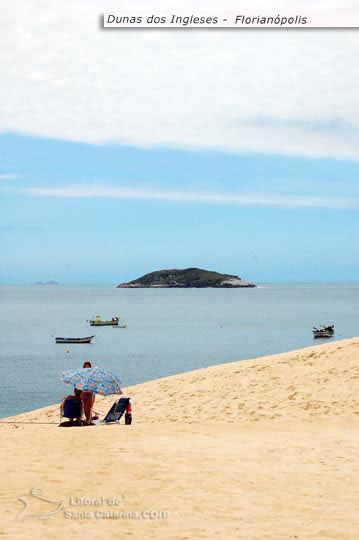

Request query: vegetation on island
[{"left": 117, "top": 268, "right": 256, "bottom": 288}]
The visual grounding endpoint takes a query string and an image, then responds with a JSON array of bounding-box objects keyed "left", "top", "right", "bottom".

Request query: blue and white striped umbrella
[{"left": 61, "top": 367, "right": 122, "bottom": 396}]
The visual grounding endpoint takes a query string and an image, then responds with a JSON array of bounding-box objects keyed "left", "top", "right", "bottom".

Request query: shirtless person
[{"left": 81, "top": 361, "right": 95, "bottom": 424}]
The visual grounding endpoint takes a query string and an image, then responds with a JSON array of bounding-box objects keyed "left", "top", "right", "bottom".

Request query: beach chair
[
  {"left": 59, "top": 397, "right": 84, "bottom": 426},
  {"left": 101, "top": 398, "right": 132, "bottom": 424}
]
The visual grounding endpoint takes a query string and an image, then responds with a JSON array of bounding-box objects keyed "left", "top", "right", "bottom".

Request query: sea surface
[{"left": 0, "top": 283, "right": 358, "bottom": 418}]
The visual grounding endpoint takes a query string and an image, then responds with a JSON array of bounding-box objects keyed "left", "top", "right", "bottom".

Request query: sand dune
[{"left": 1, "top": 338, "right": 359, "bottom": 539}]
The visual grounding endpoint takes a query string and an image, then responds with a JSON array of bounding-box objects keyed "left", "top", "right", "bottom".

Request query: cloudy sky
[{"left": 0, "top": 0, "right": 358, "bottom": 283}]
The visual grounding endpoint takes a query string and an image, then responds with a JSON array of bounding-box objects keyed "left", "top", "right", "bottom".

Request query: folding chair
[
  {"left": 101, "top": 398, "right": 132, "bottom": 424},
  {"left": 59, "top": 397, "right": 84, "bottom": 427}
]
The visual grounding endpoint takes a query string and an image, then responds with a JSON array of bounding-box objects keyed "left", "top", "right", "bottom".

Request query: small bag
[{"left": 125, "top": 401, "right": 132, "bottom": 424}]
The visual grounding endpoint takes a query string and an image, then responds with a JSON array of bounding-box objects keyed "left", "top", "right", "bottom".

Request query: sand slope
[
  {"left": 5, "top": 337, "right": 359, "bottom": 425},
  {"left": 1, "top": 338, "right": 359, "bottom": 540}
]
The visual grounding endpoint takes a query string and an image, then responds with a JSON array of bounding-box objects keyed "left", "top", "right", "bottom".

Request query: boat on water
[
  {"left": 112, "top": 324, "right": 127, "bottom": 329},
  {"left": 55, "top": 335, "right": 95, "bottom": 344},
  {"left": 312, "top": 325, "right": 334, "bottom": 339},
  {"left": 88, "top": 316, "right": 119, "bottom": 326}
]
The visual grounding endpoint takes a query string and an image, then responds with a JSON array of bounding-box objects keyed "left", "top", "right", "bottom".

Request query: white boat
[
  {"left": 312, "top": 325, "right": 334, "bottom": 339},
  {"left": 55, "top": 335, "right": 95, "bottom": 344},
  {"left": 88, "top": 315, "right": 119, "bottom": 326}
]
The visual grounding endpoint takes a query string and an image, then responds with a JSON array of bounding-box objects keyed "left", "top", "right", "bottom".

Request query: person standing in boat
[{"left": 81, "top": 361, "right": 95, "bottom": 424}]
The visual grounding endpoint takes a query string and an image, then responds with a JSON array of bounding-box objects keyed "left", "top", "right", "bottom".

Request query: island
[
  {"left": 33, "top": 280, "right": 59, "bottom": 285},
  {"left": 117, "top": 268, "right": 256, "bottom": 288}
]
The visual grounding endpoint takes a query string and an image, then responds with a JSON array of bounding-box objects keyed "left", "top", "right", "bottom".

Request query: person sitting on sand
[
  {"left": 81, "top": 361, "right": 95, "bottom": 424},
  {"left": 61, "top": 387, "right": 84, "bottom": 423}
]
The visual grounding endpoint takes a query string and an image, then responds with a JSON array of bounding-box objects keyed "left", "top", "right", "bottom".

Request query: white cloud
[
  {"left": 0, "top": 174, "right": 18, "bottom": 180},
  {"left": 20, "top": 183, "right": 359, "bottom": 209},
  {"left": 1, "top": 0, "right": 359, "bottom": 159}
]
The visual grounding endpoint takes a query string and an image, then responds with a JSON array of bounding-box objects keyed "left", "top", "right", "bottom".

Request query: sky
[{"left": 0, "top": 0, "right": 358, "bottom": 283}]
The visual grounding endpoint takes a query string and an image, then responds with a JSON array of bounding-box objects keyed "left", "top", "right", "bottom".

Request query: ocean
[{"left": 0, "top": 283, "right": 358, "bottom": 418}]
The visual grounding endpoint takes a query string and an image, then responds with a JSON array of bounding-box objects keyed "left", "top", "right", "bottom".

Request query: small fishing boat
[
  {"left": 55, "top": 335, "right": 95, "bottom": 344},
  {"left": 312, "top": 325, "right": 334, "bottom": 339},
  {"left": 112, "top": 324, "right": 127, "bottom": 329},
  {"left": 88, "top": 316, "right": 119, "bottom": 326}
]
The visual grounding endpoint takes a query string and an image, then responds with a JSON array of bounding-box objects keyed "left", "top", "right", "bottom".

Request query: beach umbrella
[{"left": 61, "top": 367, "right": 122, "bottom": 396}]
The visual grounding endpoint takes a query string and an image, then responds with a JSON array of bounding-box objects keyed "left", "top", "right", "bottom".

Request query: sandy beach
[{"left": 1, "top": 337, "right": 359, "bottom": 539}]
